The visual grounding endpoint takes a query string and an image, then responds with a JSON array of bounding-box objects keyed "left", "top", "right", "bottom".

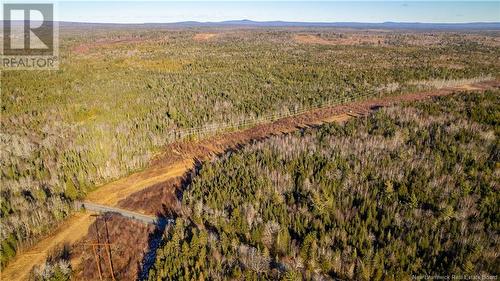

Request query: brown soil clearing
[
  {"left": 294, "top": 34, "right": 384, "bottom": 46},
  {"left": 193, "top": 33, "right": 218, "bottom": 41}
]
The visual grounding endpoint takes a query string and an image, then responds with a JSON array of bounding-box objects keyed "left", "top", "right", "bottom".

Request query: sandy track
[
  {"left": 1, "top": 213, "right": 93, "bottom": 281},
  {"left": 2, "top": 80, "right": 498, "bottom": 281},
  {"left": 1, "top": 161, "right": 192, "bottom": 281},
  {"left": 86, "top": 159, "right": 193, "bottom": 206}
]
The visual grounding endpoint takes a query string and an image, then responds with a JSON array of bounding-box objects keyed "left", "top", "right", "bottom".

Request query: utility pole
[
  {"left": 80, "top": 213, "right": 116, "bottom": 280},
  {"left": 92, "top": 214, "right": 103, "bottom": 280},
  {"left": 103, "top": 215, "right": 116, "bottom": 281},
  {"left": 91, "top": 243, "right": 103, "bottom": 280}
]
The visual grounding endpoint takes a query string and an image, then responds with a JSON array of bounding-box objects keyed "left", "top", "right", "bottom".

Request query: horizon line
[{"left": 5, "top": 19, "right": 500, "bottom": 25}]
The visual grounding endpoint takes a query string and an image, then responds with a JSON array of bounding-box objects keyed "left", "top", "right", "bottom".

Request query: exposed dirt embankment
[{"left": 3, "top": 80, "right": 498, "bottom": 281}]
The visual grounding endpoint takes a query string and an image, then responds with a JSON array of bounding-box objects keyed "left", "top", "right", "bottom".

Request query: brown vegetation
[
  {"left": 193, "top": 33, "right": 218, "bottom": 41},
  {"left": 118, "top": 177, "right": 183, "bottom": 216},
  {"left": 72, "top": 214, "right": 154, "bottom": 281},
  {"left": 294, "top": 33, "right": 384, "bottom": 46}
]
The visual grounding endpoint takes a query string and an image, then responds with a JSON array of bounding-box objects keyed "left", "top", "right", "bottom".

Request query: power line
[{"left": 79, "top": 214, "right": 116, "bottom": 281}]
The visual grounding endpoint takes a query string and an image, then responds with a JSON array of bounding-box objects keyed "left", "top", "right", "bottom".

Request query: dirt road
[
  {"left": 1, "top": 80, "right": 498, "bottom": 281},
  {"left": 85, "top": 159, "right": 193, "bottom": 206},
  {"left": 1, "top": 213, "right": 93, "bottom": 281},
  {"left": 0, "top": 162, "right": 193, "bottom": 281},
  {"left": 78, "top": 201, "right": 158, "bottom": 224}
]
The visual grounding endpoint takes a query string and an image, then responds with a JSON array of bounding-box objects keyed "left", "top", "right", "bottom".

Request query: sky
[{"left": 5, "top": 1, "right": 500, "bottom": 24}]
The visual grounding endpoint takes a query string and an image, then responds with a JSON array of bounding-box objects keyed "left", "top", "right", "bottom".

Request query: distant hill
[
  {"left": 159, "top": 20, "right": 500, "bottom": 30},
  {"left": 3, "top": 20, "right": 498, "bottom": 30}
]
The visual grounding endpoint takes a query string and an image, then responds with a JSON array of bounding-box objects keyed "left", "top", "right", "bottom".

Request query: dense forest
[
  {"left": 149, "top": 90, "right": 499, "bottom": 280},
  {"left": 1, "top": 28, "right": 499, "bottom": 268}
]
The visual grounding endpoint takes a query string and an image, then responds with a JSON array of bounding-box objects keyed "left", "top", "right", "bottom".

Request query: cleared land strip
[
  {"left": 77, "top": 201, "right": 158, "bottom": 225},
  {"left": 165, "top": 76, "right": 492, "bottom": 140},
  {"left": 2, "top": 80, "right": 498, "bottom": 281},
  {"left": 0, "top": 162, "right": 193, "bottom": 281},
  {"left": 85, "top": 159, "right": 193, "bottom": 206},
  {"left": 0, "top": 213, "right": 93, "bottom": 281}
]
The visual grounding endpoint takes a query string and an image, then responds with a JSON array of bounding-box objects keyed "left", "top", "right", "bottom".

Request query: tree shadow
[
  {"left": 136, "top": 212, "right": 173, "bottom": 281},
  {"left": 137, "top": 162, "right": 199, "bottom": 281}
]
